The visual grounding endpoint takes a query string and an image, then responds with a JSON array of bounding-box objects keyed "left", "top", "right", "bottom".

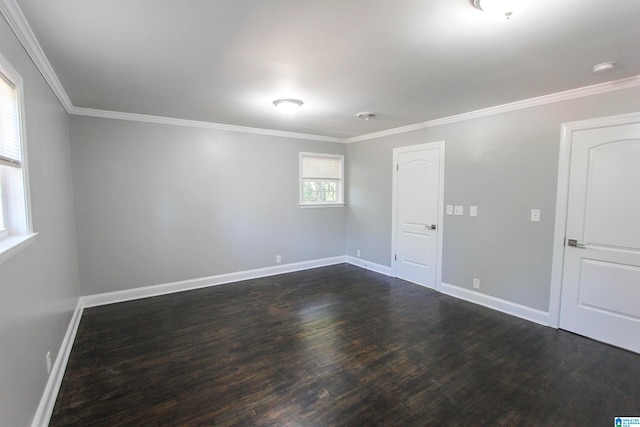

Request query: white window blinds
[
  {"left": 300, "top": 153, "right": 344, "bottom": 205},
  {"left": 301, "top": 156, "right": 341, "bottom": 180},
  {"left": 0, "top": 72, "right": 21, "bottom": 169}
]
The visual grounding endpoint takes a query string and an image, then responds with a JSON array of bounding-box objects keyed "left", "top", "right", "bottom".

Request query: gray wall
[
  {"left": 346, "top": 86, "right": 640, "bottom": 312},
  {"left": 69, "top": 116, "right": 346, "bottom": 295},
  {"left": 0, "top": 15, "right": 80, "bottom": 427},
  {"left": 4, "top": 5, "right": 640, "bottom": 422}
]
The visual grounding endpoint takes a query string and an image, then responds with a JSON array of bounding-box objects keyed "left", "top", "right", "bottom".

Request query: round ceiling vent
[
  {"left": 592, "top": 62, "right": 615, "bottom": 73},
  {"left": 356, "top": 111, "right": 377, "bottom": 121}
]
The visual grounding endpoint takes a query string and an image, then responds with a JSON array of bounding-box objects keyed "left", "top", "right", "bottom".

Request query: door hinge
[
  {"left": 396, "top": 164, "right": 399, "bottom": 171},
  {"left": 394, "top": 254, "right": 397, "bottom": 261}
]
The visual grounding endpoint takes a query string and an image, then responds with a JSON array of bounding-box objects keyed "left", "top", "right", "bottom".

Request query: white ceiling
[{"left": 10, "top": 0, "right": 640, "bottom": 139}]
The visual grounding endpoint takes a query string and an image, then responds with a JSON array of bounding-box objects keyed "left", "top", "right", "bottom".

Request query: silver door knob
[{"left": 567, "top": 239, "right": 586, "bottom": 248}]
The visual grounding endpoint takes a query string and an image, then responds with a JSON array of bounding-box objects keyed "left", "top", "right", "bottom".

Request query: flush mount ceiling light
[
  {"left": 355, "top": 111, "right": 377, "bottom": 121},
  {"left": 592, "top": 62, "right": 615, "bottom": 73},
  {"left": 273, "top": 98, "right": 303, "bottom": 115},
  {"left": 472, "top": 0, "right": 534, "bottom": 19}
]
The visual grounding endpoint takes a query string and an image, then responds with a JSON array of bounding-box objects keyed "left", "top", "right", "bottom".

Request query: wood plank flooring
[{"left": 51, "top": 264, "right": 640, "bottom": 426}]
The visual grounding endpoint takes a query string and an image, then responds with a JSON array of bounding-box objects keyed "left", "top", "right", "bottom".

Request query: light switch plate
[
  {"left": 446, "top": 205, "right": 453, "bottom": 215},
  {"left": 470, "top": 206, "right": 478, "bottom": 217},
  {"left": 454, "top": 205, "right": 464, "bottom": 216}
]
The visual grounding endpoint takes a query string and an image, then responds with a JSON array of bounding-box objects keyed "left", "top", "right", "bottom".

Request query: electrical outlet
[
  {"left": 530, "top": 209, "right": 541, "bottom": 222},
  {"left": 46, "top": 351, "right": 52, "bottom": 374},
  {"left": 356, "top": 249, "right": 361, "bottom": 258},
  {"left": 473, "top": 278, "right": 480, "bottom": 289},
  {"left": 276, "top": 255, "right": 282, "bottom": 264}
]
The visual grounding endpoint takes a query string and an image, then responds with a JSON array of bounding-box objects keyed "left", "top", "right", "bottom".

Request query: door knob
[{"left": 567, "top": 239, "right": 586, "bottom": 248}]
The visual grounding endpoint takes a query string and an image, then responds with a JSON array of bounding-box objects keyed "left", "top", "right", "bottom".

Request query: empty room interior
[{"left": 1, "top": 0, "right": 640, "bottom": 425}]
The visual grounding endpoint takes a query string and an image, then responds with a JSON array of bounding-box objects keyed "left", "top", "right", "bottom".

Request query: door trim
[
  {"left": 391, "top": 141, "right": 445, "bottom": 290},
  {"left": 549, "top": 111, "right": 640, "bottom": 327}
]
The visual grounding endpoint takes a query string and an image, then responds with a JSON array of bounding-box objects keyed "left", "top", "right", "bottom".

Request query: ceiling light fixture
[
  {"left": 592, "top": 62, "right": 615, "bottom": 73},
  {"left": 472, "top": 0, "right": 534, "bottom": 19},
  {"left": 356, "top": 111, "right": 377, "bottom": 121},
  {"left": 273, "top": 98, "right": 303, "bottom": 115}
]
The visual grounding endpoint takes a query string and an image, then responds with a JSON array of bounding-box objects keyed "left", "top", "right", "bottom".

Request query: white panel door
[
  {"left": 560, "top": 123, "right": 640, "bottom": 353},
  {"left": 394, "top": 145, "right": 441, "bottom": 288}
]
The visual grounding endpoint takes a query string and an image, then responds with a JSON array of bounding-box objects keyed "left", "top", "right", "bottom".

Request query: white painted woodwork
[
  {"left": 560, "top": 122, "right": 640, "bottom": 353},
  {"left": 8, "top": 1, "right": 640, "bottom": 138},
  {"left": 393, "top": 143, "right": 442, "bottom": 288}
]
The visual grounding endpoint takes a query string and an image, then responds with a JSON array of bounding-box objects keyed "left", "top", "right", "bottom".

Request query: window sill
[
  {"left": 299, "top": 203, "right": 346, "bottom": 209},
  {"left": 0, "top": 232, "right": 38, "bottom": 265}
]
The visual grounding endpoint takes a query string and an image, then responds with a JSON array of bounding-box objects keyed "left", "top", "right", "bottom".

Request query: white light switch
[
  {"left": 446, "top": 205, "right": 453, "bottom": 215},
  {"left": 454, "top": 205, "right": 464, "bottom": 216},
  {"left": 530, "top": 209, "right": 541, "bottom": 222},
  {"left": 470, "top": 206, "right": 478, "bottom": 217}
]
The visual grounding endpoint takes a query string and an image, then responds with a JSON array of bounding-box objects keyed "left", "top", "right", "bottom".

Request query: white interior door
[
  {"left": 560, "top": 122, "right": 640, "bottom": 353},
  {"left": 393, "top": 143, "right": 443, "bottom": 288}
]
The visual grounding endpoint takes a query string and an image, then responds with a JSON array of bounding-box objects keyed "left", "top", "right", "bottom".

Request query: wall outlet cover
[{"left": 530, "top": 209, "right": 541, "bottom": 222}]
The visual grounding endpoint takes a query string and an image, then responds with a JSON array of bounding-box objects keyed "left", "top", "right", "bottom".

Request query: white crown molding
[
  {"left": 4, "top": 0, "right": 640, "bottom": 145},
  {"left": 69, "top": 106, "right": 345, "bottom": 143},
  {"left": 72, "top": 74, "right": 640, "bottom": 144},
  {"left": 345, "top": 75, "right": 640, "bottom": 143},
  {"left": 0, "top": 0, "right": 73, "bottom": 113}
]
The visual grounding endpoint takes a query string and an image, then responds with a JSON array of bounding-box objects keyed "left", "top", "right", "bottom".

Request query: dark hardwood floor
[{"left": 51, "top": 264, "right": 640, "bottom": 426}]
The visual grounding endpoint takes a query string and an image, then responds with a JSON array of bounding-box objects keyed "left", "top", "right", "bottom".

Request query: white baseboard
[
  {"left": 32, "top": 259, "right": 551, "bottom": 427},
  {"left": 31, "top": 301, "right": 84, "bottom": 427},
  {"left": 81, "top": 256, "right": 347, "bottom": 308},
  {"left": 345, "top": 260, "right": 549, "bottom": 326},
  {"left": 32, "top": 255, "right": 347, "bottom": 426},
  {"left": 346, "top": 256, "right": 394, "bottom": 276},
  {"left": 440, "top": 282, "right": 550, "bottom": 326}
]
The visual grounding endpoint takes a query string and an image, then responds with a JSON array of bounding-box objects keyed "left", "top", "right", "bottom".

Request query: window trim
[
  {"left": 0, "top": 52, "right": 35, "bottom": 264},
  {"left": 299, "top": 152, "right": 345, "bottom": 208}
]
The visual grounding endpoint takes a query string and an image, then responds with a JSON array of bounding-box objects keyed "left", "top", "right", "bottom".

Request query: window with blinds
[
  {"left": 0, "top": 72, "right": 21, "bottom": 170},
  {"left": 299, "top": 153, "right": 344, "bottom": 206},
  {"left": 0, "top": 56, "right": 30, "bottom": 242}
]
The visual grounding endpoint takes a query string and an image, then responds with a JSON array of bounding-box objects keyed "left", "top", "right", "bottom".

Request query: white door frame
[
  {"left": 548, "top": 111, "right": 640, "bottom": 327},
  {"left": 391, "top": 141, "right": 445, "bottom": 291}
]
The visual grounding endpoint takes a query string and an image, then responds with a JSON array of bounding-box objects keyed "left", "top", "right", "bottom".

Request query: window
[
  {"left": 299, "top": 153, "right": 344, "bottom": 206},
  {"left": 0, "top": 53, "right": 32, "bottom": 259}
]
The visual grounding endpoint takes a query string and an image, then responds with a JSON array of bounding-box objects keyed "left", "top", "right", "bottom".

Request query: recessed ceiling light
[
  {"left": 273, "top": 99, "right": 303, "bottom": 115},
  {"left": 472, "top": 0, "right": 534, "bottom": 19},
  {"left": 592, "top": 62, "right": 615, "bottom": 74},
  {"left": 356, "top": 111, "right": 377, "bottom": 121}
]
